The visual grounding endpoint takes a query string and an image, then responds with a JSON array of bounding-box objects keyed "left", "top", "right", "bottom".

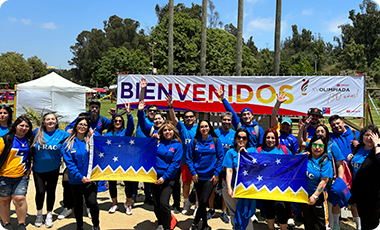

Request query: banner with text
[{"left": 117, "top": 74, "right": 364, "bottom": 117}]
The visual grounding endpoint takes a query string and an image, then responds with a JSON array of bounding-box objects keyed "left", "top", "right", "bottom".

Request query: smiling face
[
  {"left": 16, "top": 121, "right": 30, "bottom": 138},
  {"left": 235, "top": 131, "right": 248, "bottom": 149},
  {"left": 147, "top": 106, "right": 158, "bottom": 120},
  {"left": 280, "top": 122, "right": 291, "bottom": 134},
  {"left": 330, "top": 119, "right": 346, "bottom": 134},
  {"left": 113, "top": 117, "right": 123, "bottom": 130},
  {"left": 163, "top": 126, "right": 174, "bottom": 141},
  {"left": 154, "top": 114, "right": 165, "bottom": 128},
  {"left": 221, "top": 115, "right": 232, "bottom": 131},
  {"left": 0, "top": 109, "right": 9, "bottom": 124},
  {"left": 76, "top": 119, "right": 89, "bottom": 135},
  {"left": 184, "top": 111, "right": 196, "bottom": 127},
  {"left": 199, "top": 121, "right": 210, "bottom": 136},
  {"left": 315, "top": 126, "right": 326, "bottom": 138},
  {"left": 310, "top": 114, "right": 320, "bottom": 126},
  {"left": 311, "top": 139, "right": 325, "bottom": 157},
  {"left": 241, "top": 111, "right": 253, "bottom": 124},
  {"left": 44, "top": 114, "right": 57, "bottom": 131},
  {"left": 265, "top": 132, "right": 276, "bottom": 149}
]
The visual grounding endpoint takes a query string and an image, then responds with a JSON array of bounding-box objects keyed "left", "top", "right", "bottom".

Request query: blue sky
[{"left": 0, "top": 0, "right": 366, "bottom": 70}]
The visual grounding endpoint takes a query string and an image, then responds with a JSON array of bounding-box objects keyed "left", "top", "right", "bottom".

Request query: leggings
[
  {"left": 108, "top": 181, "right": 133, "bottom": 199},
  {"left": 62, "top": 181, "right": 74, "bottom": 209},
  {"left": 71, "top": 182, "right": 99, "bottom": 228},
  {"left": 194, "top": 180, "right": 215, "bottom": 226},
  {"left": 33, "top": 168, "right": 60, "bottom": 211},
  {"left": 264, "top": 200, "right": 289, "bottom": 224},
  {"left": 172, "top": 169, "right": 181, "bottom": 208},
  {"left": 150, "top": 180, "right": 175, "bottom": 230}
]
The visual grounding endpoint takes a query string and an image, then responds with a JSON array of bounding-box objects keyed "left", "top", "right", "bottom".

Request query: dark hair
[
  {"left": 107, "top": 115, "right": 125, "bottom": 134},
  {"left": 234, "top": 128, "right": 251, "bottom": 148},
  {"left": 314, "top": 124, "right": 330, "bottom": 143},
  {"left": 261, "top": 128, "right": 279, "bottom": 149},
  {"left": 78, "top": 112, "right": 89, "bottom": 119},
  {"left": 195, "top": 119, "right": 217, "bottom": 139},
  {"left": 306, "top": 135, "right": 329, "bottom": 162},
  {"left": 328, "top": 115, "right": 342, "bottom": 125},
  {"left": 64, "top": 117, "right": 91, "bottom": 152},
  {"left": 0, "top": 105, "right": 13, "bottom": 128},
  {"left": 147, "top": 104, "right": 158, "bottom": 110},
  {"left": 183, "top": 110, "right": 195, "bottom": 119},
  {"left": 9, "top": 116, "right": 33, "bottom": 138},
  {"left": 359, "top": 124, "right": 380, "bottom": 145},
  {"left": 89, "top": 100, "right": 101, "bottom": 108}
]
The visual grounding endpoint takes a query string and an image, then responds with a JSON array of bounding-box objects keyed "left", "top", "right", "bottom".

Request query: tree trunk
[
  {"left": 273, "top": 0, "right": 282, "bottom": 75},
  {"left": 236, "top": 0, "right": 244, "bottom": 76},
  {"left": 168, "top": 0, "right": 174, "bottom": 74},
  {"left": 200, "top": 0, "right": 207, "bottom": 76}
]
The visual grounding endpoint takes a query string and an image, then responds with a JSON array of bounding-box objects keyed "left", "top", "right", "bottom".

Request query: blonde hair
[
  {"left": 157, "top": 121, "right": 182, "bottom": 145},
  {"left": 33, "top": 113, "right": 59, "bottom": 146}
]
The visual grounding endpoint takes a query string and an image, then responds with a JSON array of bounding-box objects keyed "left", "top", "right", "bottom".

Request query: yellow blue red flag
[
  {"left": 87, "top": 136, "right": 157, "bottom": 183},
  {"left": 233, "top": 151, "right": 308, "bottom": 203}
]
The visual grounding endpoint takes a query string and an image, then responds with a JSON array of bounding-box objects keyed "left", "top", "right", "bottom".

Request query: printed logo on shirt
[
  {"left": 98, "top": 122, "right": 102, "bottom": 127},
  {"left": 210, "top": 144, "right": 215, "bottom": 149},
  {"left": 169, "top": 147, "right": 174, "bottom": 152},
  {"left": 185, "top": 139, "right": 191, "bottom": 144},
  {"left": 306, "top": 171, "right": 315, "bottom": 179},
  {"left": 251, "top": 131, "right": 256, "bottom": 135},
  {"left": 37, "top": 145, "right": 58, "bottom": 151}
]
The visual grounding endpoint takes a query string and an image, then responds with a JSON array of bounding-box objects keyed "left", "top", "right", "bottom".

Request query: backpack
[{"left": 257, "top": 145, "right": 288, "bottom": 154}]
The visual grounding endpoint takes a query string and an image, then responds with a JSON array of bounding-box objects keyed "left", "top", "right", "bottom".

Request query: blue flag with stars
[
  {"left": 87, "top": 136, "right": 157, "bottom": 183},
  {"left": 233, "top": 151, "right": 308, "bottom": 203}
]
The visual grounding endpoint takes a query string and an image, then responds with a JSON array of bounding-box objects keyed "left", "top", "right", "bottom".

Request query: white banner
[{"left": 117, "top": 75, "right": 364, "bottom": 117}]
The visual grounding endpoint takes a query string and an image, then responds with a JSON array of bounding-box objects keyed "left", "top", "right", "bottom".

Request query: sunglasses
[
  {"left": 236, "top": 135, "right": 247, "bottom": 140},
  {"left": 312, "top": 143, "right": 324, "bottom": 149},
  {"left": 185, "top": 115, "right": 195, "bottom": 119},
  {"left": 222, "top": 118, "right": 231, "bottom": 121},
  {"left": 148, "top": 109, "right": 158, "bottom": 113},
  {"left": 114, "top": 120, "right": 123, "bottom": 123}
]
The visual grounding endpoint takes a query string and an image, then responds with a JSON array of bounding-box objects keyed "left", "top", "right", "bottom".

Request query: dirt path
[{"left": 4, "top": 176, "right": 356, "bottom": 230}]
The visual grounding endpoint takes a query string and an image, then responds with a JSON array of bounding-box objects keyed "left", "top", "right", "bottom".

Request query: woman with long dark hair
[
  {"left": 104, "top": 105, "right": 135, "bottom": 215},
  {"left": 349, "top": 124, "right": 380, "bottom": 229},
  {"left": 222, "top": 128, "right": 255, "bottom": 230},
  {"left": 62, "top": 117, "right": 100, "bottom": 230},
  {"left": 32, "top": 113, "right": 69, "bottom": 228},
  {"left": 301, "top": 135, "right": 332, "bottom": 229},
  {"left": 0, "top": 105, "right": 13, "bottom": 137},
  {"left": 187, "top": 119, "right": 224, "bottom": 230},
  {"left": 0, "top": 116, "right": 33, "bottom": 230},
  {"left": 151, "top": 121, "right": 182, "bottom": 230}
]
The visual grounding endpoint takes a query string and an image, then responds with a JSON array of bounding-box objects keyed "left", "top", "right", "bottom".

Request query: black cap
[
  {"left": 307, "top": 108, "right": 323, "bottom": 118},
  {"left": 89, "top": 100, "right": 101, "bottom": 107}
]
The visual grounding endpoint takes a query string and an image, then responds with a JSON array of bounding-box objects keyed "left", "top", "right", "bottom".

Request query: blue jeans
[{"left": 0, "top": 176, "right": 29, "bottom": 197}]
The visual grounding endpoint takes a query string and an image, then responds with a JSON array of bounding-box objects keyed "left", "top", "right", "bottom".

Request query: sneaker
[
  {"left": 173, "top": 206, "right": 180, "bottom": 214},
  {"left": 220, "top": 211, "right": 229, "bottom": 223},
  {"left": 190, "top": 223, "right": 198, "bottom": 230},
  {"left": 17, "top": 224, "right": 26, "bottom": 230},
  {"left": 92, "top": 227, "right": 100, "bottom": 230},
  {"left": 200, "top": 225, "right": 211, "bottom": 230},
  {"left": 3, "top": 223, "right": 13, "bottom": 230},
  {"left": 35, "top": 215, "right": 44, "bottom": 227},
  {"left": 288, "top": 218, "right": 295, "bottom": 228},
  {"left": 58, "top": 208, "right": 72, "bottom": 219},
  {"left": 206, "top": 209, "right": 216, "bottom": 220},
  {"left": 332, "top": 225, "right": 341, "bottom": 230},
  {"left": 193, "top": 206, "right": 198, "bottom": 217},
  {"left": 251, "top": 214, "right": 258, "bottom": 223},
  {"left": 87, "top": 208, "right": 92, "bottom": 219},
  {"left": 155, "top": 225, "right": 164, "bottom": 230},
  {"left": 181, "top": 201, "right": 191, "bottom": 215},
  {"left": 124, "top": 203, "right": 132, "bottom": 215},
  {"left": 45, "top": 214, "right": 53, "bottom": 228},
  {"left": 131, "top": 195, "right": 136, "bottom": 207},
  {"left": 144, "top": 196, "right": 153, "bottom": 205},
  {"left": 108, "top": 204, "right": 118, "bottom": 214}
]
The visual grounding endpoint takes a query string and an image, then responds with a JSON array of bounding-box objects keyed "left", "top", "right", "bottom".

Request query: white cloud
[
  {"left": 325, "top": 17, "right": 350, "bottom": 35},
  {"left": 22, "top": 19, "right": 31, "bottom": 25},
  {"left": 41, "top": 22, "right": 57, "bottom": 29},
  {"left": 301, "top": 9, "right": 313, "bottom": 16},
  {"left": 247, "top": 17, "right": 274, "bottom": 32},
  {"left": 0, "top": 0, "right": 8, "bottom": 9},
  {"left": 7, "top": 17, "right": 16, "bottom": 22}
]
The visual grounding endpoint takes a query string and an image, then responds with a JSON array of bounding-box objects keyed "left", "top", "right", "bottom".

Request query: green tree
[
  {"left": 290, "top": 59, "right": 314, "bottom": 74},
  {"left": 155, "top": 3, "right": 202, "bottom": 24},
  {"left": 92, "top": 47, "right": 150, "bottom": 86},
  {"left": 340, "top": 38, "right": 367, "bottom": 71},
  {"left": 27, "top": 56, "right": 48, "bottom": 79},
  {"left": 208, "top": 0, "right": 223, "bottom": 29},
  {"left": 0, "top": 52, "right": 31, "bottom": 87}
]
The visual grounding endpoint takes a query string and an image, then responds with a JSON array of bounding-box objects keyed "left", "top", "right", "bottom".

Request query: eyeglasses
[
  {"left": 148, "top": 109, "right": 157, "bottom": 113},
  {"left": 78, "top": 123, "right": 88, "bottom": 128},
  {"left": 311, "top": 143, "right": 324, "bottom": 149},
  {"left": 114, "top": 120, "right": 123, "bottom": 123},
  {"left": 236, "top": 135, "right": 247, "bottom": 140},
  {"left": 185, "top": 115, "right": 195, "bottom": 119}
]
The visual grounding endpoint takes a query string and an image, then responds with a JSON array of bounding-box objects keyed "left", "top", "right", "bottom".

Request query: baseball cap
[
  {"left": 307, "top": 108, "right": 323, "bottom": 118},
  {"left": 89, "top": 100, "right": 101, "bottom": 107},
  {"left": 241, "top": 107, "right": 253, "bottom": 115},
  {"left": 281, "top": 116, "right": 292, "bottom": 125}
]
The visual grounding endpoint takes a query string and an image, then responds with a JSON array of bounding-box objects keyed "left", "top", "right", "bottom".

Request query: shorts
[
  {"left": 0, "top": 176, "right": 29, "bottom": 197},
  {"left": 181, "top": 163, "right": 193, "bottom": 183}
]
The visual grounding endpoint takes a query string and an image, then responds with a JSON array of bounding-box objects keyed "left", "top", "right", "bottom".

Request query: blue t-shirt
[
  {"left": 306, "top": 155, "right": 333, "bottom": 195},
  {"left": 103, "top": 114, "right": 134, "bottom": 137},
  {"left": 156, "top": 139, "right": 182, "bottom": 180},
  {"left": 278, "top": 131, "right": 298, "bottom": 155},
  {"left": 258, "top": 146, "right": 290, "bottom": 155},
  {"left": 330, "top": 126, "right": 360, "bottom": 163},
  {"left": 222, "top": 147, "right": 256, "bottom": 188},
  {"left": 351, "top": 146, "right": 371, "bottom": 179},
  {"left": 33, "top": 129, "right": 70, "bottom": 173},
  {"left": 0, "top": 125, "right": 9, "bottom": 137},
  {"left": 176, "top": 120, "right": 198, "bottom": 164},
  {"left": 307, "top": 125, "right": 316, "bottom": 141},
  {"left": 215, "top": 128, "right": 236, "bottom": 154}
]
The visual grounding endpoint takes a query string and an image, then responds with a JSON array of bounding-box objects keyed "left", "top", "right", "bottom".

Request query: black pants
[
  {"left": 264, "top": 200, "right": 289, "bottom": 224},
  {"left": 71, "top": 182, "right": 99, "bottom": 228},
  {"left": 357, "top": 203, "right": 380, "bottom": 230},
  {"left": 33, "top": 168, "right": 60, "bottom": 211},
  {"left": 194, "top": 180, "right": 215, "bottom": 226},
  {"left": 300, "top": 192, "right": 328, "bottom": 230},
  {"left": 172, "top": 169, "right": 181, "bottom": 208},
  {"left": 108, "top": 181, "right": 133, "bottom": 199},
  {"left": 62, "top": 181, "right": 74, "bottom": 209},
  {"left": 150, "top": 180, "right": 175, "bottom": 230}
]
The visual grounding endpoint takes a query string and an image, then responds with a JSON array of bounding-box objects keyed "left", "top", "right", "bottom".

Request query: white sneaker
[
  {"left": 156, "top": 225, "right": 164, "bottom": 230},
  {"left": 58, "top": 208, "right": 72, "bottom": 220},
  {"left": 288, "top": 217, "right": 295, "bottom": 228},
  {"left": 35, "top": 215, "right": 44, "bottom": 227},
  {"left": 45, "top": 214, "right": 53, "bottom": 228},
  {"left": 108, "top": 204, "right": 118, "bottom": 213},
  {"left": 124, "top": 203, "right": 132, "bottom": 215},
  {"left": 251, "top": 214, "right": 258, "bottom": 222},
  {"left": 87, "top": 208, "right": 92, "bottom": 219},
  {"left": 181, "top": 201, "right": 191, "bottom": 215},
  {"left": 193, "top": 206, "right": 198, "bottom": 217}
]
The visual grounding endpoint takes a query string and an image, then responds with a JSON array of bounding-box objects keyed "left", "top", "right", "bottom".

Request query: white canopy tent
[{"left": 16, "top": 72, "right": 87, "bottom": 123}]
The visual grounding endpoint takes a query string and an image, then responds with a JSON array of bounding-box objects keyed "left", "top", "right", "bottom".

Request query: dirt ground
[{"left": 3, "top": 176, "right": 357, "bottom": 230}]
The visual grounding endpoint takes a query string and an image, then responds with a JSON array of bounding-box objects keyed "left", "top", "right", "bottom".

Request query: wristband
[{"left": 312, "top": 194, "right": 319, "bottom": 200}]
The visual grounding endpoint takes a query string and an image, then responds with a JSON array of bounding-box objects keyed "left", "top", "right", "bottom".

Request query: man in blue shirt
[{"left": 65, "top": 100, "right": 114, "bottom": 136}]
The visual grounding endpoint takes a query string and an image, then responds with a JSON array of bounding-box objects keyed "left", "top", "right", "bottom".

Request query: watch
[
  {"left": 312, "top": 194, "right": 319, "bottom": 200},
  {"left": 376, "top": 143, "right": 380, "bottom": 148}
]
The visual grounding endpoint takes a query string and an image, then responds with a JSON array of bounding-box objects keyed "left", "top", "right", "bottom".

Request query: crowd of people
[{"left": 0, "top": 77, "right": 378, "bottom": 230}]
